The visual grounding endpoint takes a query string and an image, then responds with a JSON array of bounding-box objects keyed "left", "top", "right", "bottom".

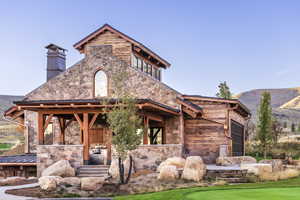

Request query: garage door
[{"left": 231, "top": 120, "right": 244, "bottom": 156}]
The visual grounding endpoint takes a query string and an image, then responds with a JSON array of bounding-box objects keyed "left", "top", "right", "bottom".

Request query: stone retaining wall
[
  {"left": 130, "top": 144, "right": 183, "bottom": 171},
  {"left": 37, "top": 145, "right": 83, "bottom": 177}
]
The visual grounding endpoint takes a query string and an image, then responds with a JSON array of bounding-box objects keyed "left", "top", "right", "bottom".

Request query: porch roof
[{"left": 9, "top": 98, "right": 180, "bottom": 116}]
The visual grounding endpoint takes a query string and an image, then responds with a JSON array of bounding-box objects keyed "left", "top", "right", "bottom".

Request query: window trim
[{"left": 132, "top": 53, "right": 161, "bottom": 81}]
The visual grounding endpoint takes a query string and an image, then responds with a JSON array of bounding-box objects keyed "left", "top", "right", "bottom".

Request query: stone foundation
[
  {"left": 130, "top": 144, "right": 183, "bottom": 171},
  {"left": 37, "top": 145, "right": 83, "bottom": 177}
]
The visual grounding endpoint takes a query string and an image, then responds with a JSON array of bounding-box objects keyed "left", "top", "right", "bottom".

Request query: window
[
  {"left": 94, "top": 70, "right": 108, "bottom": 97},
  {"left": 131, "top": 54, "right": 161, "bottom": 81}
]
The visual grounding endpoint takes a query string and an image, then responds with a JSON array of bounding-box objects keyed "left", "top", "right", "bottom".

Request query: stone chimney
[{"left": 45, "top": 44, "right": 67, "bottom": 81}]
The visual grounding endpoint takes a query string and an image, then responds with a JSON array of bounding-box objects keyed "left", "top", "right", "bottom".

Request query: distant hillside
[
  {"left": 237, "top": 88, "right": 300, "bottom": 129},
  {"left": 0, "top": 95, "right": 24, "bottom": 124}
]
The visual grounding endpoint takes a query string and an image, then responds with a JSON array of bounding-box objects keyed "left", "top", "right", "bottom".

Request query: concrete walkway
[{"left": 0, "top": 183, "right": 39, "bottom": 200}]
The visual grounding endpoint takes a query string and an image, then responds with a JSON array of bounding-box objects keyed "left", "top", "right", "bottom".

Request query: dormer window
[
  {"left": 94, "top": 70, "right": 108, "bottom": 97},
  {"left": 131, "top": 54, "right": 161, "bottom": 81}
]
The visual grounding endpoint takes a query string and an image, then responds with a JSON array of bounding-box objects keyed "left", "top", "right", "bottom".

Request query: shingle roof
[{"left": 0, "top": 154, "right": 36, "bottom": 163}]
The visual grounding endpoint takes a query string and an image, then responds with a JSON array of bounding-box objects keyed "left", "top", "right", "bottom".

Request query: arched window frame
[{"left": 93, "top": 67, "right": 109, "bottom": 98}]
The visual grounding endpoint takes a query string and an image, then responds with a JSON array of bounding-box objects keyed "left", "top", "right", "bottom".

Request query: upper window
[
  {"left": 131, "top": 54, "right": 161, "bottom": 81},
  {"left": 94, "top": 70, "right": 108, "bottom": 97}
]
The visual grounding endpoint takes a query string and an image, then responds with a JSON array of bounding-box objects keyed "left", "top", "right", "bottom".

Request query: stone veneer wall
[
  {"left": 24, "top": 45, "right": 183, "bottom": 153},
  {"left": 130, "top": 144, "right": 183, "bottom": 171},
  {"left": 37, "top": 145, "right": 83, "bottom": 177}
]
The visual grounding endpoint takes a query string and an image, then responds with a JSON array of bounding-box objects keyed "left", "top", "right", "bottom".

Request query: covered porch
[{"left": 14, "top": 99, "right": 180, "bottom": 166}]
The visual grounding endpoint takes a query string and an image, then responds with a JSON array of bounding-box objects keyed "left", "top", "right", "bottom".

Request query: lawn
[
  {"left": 0, "top": 143, "right": 13, "bottom": 150},
  {"left": 115, "top": 177, "right": 300, "bottom": 200}
]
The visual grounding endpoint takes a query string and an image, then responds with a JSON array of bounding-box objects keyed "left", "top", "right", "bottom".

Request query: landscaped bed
[{"left": 6, "top": 177, "right": 300, "bottom": 199}]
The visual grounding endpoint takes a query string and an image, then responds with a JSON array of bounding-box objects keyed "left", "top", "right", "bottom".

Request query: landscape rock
[
  {"left": 216, "top": 156, "right": 257, "bottom": 166},
  {"left": 81, "top": 177, "right": 105, "bottom": 191},
  {"left": 109, "top": 158, "right": 134, "bottom": 179},
  {"left": 57, "top": 177, "right": 81, "bottom": 187},
  {"left": 259, "top": 159, "right": 283, "bottom": 172},
  {"left": 157, "top": 157, "right": 186, "bottom": 172},
  {"left": 241, "top": 163, "right": 272, "bottom": 175},
  {"left": 39, "top": 176, "right": 62, "bottom": 191},
  {"left": 157, "top": 165, "right": 179, "bottom": 181},
  {"left": 182, "top": 156, "right": 206, "bottom": 182},
  {"left": 0, "top": 176, "right": 26, "bottom": 185},
  {"left": 42, "top": 160, "right": 75, "bottom": 177}
]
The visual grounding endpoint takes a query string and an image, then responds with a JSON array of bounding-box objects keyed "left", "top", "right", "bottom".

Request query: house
[{"left": 3, "top": 24, "right": 250, "bottom": 177}]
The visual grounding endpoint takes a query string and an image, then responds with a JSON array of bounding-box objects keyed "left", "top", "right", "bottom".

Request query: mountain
[
  {"left": 237, "top": 88, "right": 300, "bottom": 129},
  {"left": 0, "top": 95, "right": 24, "bottom": 124}
]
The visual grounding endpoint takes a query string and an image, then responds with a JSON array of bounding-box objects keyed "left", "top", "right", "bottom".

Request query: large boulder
[
  {"left": 259, "top": 159, "right": 283, "bottom": 172},
  {"left": 157, "top": 157, "right": 186, "bottom": 172},
  {"left": 157, "top": 165, "right": 179, "bottom": 181},
  {"left": 216, "top": 156, "right": 256, "bottom": 166},
  {"left": 42, "top": 160, "right": 75, "bottom": 177},
  {"left": 109, "top": 158, "right": 135, "bottom": 179},
  {"left": 39, "top": 176, "right": 62, "bottom": 191},
  {"left": 57, "top": 177, "right": 81, "bottom": 187},
  {"left": 81, "top": 177, "right": 105, "bottom": 191},
  {"left": 182, "top": 156, "right": 206, "bottom": 182},
  {"left": 240, "top": 163, "right": 272, "bottom": 176}
]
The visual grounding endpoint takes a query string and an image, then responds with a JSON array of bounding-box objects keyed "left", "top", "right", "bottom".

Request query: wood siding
[{"left": 83, "top": 30, "right": 132, "bottom": 63}]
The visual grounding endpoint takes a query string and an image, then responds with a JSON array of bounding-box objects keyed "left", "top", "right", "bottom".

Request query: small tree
[
  {"left": 216, "top": 81, "right": 232, "bottom": 99},
  {"left": 256, "top": 92, "right": 273, "bottom": 159},
  {"left": 106, "top": 67, "right": 143, "bottom": 184}
]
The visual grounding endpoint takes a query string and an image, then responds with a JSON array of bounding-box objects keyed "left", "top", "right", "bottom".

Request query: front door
[
  {"left": 231, "top": 120, "right": 244, "bottom": 156},
  {"left": 88, "top": 128, "right": 111, "bottom": 165}
]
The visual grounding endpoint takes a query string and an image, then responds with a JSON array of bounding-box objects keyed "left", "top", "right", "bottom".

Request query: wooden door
[
  {"left": 89, "top": 128, "right": 104, "bottom": 144},
  {"left": 231, "top": 120, "right": 244, "bottom": 156}
]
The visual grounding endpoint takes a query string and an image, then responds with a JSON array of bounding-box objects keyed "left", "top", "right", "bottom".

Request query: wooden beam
[
  {"left": 140, "top": 112, "right": 163, "bottom": 122},
  {"left": 143, "top": 116, "right": 149, "bottom": 145},
  {"left": 37, "top": 112, "right": 44, "bottom": 145},
  {"left": 74, "top": 114, "right": 83, "bottom": 130},
  {"left": 43, "top": 114, "right": 53, "bottom": 130},
  {"left": 83, "top": 113, "right": 89, "bottom": 164},
  {"left": 58, "top": 117, "right": 66, "bottom": 144},
  {"left": 182, "top": 107, "right": 197, "bottom": 118},
  {"left": 89, "top": 113, "right": 99, "bottom": 129},
  {"left": 141, "top": 103, "right": 180, "bottom": 116}
]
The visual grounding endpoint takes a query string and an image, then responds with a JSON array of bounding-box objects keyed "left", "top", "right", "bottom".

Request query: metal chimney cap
[{"left": 45, "top": 43, "right": 67, "bottom": 52}]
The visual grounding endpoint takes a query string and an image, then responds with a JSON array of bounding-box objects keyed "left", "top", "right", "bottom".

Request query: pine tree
[
  {"left": 216, "top": 81, "right": 232, "bottom": 99},
  {"left": 257, "top": 92, "right": 273, "bottom": 159}
]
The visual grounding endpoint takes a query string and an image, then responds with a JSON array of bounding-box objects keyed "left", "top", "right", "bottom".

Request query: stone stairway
[
  {"left": 77, "top": 165, "right": 110, "bottom": 177},
  {"left": 206, "top": 165, "right": 248, "bottom": 183}
]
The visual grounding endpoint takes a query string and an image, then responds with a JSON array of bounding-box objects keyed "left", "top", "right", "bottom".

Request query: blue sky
[{"left": 1, "top": 0, "right": 300, "bottom": 96}]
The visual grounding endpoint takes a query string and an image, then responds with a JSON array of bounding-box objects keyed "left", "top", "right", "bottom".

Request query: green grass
[
  {"left": 115, "top": 177, "right": 300, "bottom": 200},
  {"left": 0, "top": 143, "right": 13, "bottom": 150}
]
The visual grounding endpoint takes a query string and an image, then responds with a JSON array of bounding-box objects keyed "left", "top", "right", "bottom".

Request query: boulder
[
  {"left": 81, "top": 177, "right": 105, "bottom": 191},
  {"left": 216, "top": 156, "right": 256, "bottom": 166},
  {"left": 240, "top": 163, "right": 272, "bottom": 176},
  {"left": 157, "top": 157, "right": 186, "bottom": 172},
  {"left": 259, "top": 159, "right": 283, "bottom": 172},
  {"left": 42, "top": 160, "right": 75, "bottom": 177},
  {"left": 39, "top": 176, "right": 62, "bottom": 191},
  {"left": 182, "top": 156, "right": 206, "bottom": 182},
  {"left": 109, "top": 158, "right": 134, "bottom": 179},
  {"left": 0, "top": 177, "right": 26, "bottom": 185},
  {"left": 157, "top": 165, "right": 179, "bottom": 181},
  {"left": 57, "top": 177, "right": 81, "bottom": 187}
]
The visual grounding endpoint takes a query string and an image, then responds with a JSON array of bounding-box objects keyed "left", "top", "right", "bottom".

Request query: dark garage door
[{"left": 231, "top": 120, "right": 244, "bottom": 156}]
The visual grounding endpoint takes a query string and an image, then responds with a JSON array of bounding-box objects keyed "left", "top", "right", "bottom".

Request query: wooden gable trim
[{"left": 73, "top": 24, "right": 170, "bottom": 68}]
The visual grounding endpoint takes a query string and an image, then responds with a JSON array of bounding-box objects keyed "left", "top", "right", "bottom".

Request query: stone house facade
[{"left": 5, "top": 24, "right": 250, "bottom": 176}]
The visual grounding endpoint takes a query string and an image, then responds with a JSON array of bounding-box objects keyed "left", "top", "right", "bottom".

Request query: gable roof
[
  {"left": 73, "top": 24, "right": 171, "bottom": 68},
  {"left": 182, "top": 95, "right": 251, "bottom": 117}
]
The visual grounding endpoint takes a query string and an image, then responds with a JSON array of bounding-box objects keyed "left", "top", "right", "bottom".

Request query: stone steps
[
  {"left": 77, "top": 165, "right": 109, "bottom": 177},
  {"left": 206, "top": 169, "right": 248, "bottom": 183}
]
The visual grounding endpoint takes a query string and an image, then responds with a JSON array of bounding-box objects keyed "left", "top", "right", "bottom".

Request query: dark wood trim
[
  {"left": 83, "top": 113, "right": 89, "bottom": 163},
  {"left": 38, "top": 112, "right": 44, "bottom": 145},
  {"left": 74, "top": 114, "right": 83, "bottom": 130}
]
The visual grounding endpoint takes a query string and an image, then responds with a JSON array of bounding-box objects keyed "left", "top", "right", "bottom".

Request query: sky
[{"left": 0, "top": 0, "right": 300, "bottom": 96}]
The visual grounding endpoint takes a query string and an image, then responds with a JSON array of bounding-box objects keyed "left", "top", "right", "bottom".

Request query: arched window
[{"left": 94, "top": 70, "right": 108, "bottom": 97}]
